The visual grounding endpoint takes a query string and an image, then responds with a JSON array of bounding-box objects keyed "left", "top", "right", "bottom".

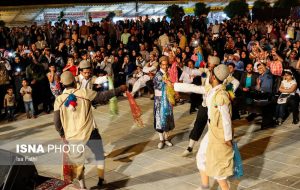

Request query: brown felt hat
[
  {"left": 213, "top": 64, "right": 229, "bottom": 82},
  {"left": 79, "top": 60, "right": 91, "bottom": 69},
  {"left": 61, "top": 71, "right": 75, "bottom": 85}
]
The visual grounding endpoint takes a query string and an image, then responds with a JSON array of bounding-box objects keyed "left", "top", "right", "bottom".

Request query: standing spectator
[
  {"left": 26, "top": 59, "right": 51, "bottom": 115},
  {"left": 79, "top": 21, "right": 89, "bottom": 42},
  {"left": 11, "top": 56, "right": 27, "bottom": 112},
  {"left": 20, "top": 79, "right": 35, "bottom": 118},
  {"left": 0, "top": 58, "right": 10, "bottom": 116},
  {"left": 47, "top": 64, "right": 61, "bottom": 98},
  {"left": 4, "top": 86, "right": 16, "bottom": 121},
  {"left": 35, "top": 35, "right": 47, "bottom": 50},
  {"left": 256, "top": 63, "right": 273, "bottom": 95},
  {"left": 178, "top": 30, "right": 187, "bottom": 50},
  {"left": 121, "top": 28, "right": 131, "bottom": 46}
]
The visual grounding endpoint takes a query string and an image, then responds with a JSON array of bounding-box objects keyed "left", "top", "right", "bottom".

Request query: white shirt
[
  {"left": 281, "top": 79, "right": 297, "bottom": 95},
  {"left": 142, "top": 61, "right": 157, "bottom": 73},
  {"left": 179, "top": 67, "right": 201, "bottom": 84}
]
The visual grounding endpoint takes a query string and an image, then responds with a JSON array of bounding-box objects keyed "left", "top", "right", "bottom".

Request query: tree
[
  {"left": 253, "top": 0, "right": 271, "bottom": 9},
  {"left": 273, "top": 0, "right": 300, "bottom": 9},
  {"left": 194, "top": 2, "right": 210, "bottom": 17},
  {"left": 0, "top": 20, "right": 5, "bottom": 27},
  {"left": 57, "top": 11, "right": 66, "bottom": 24},
  {"left": 223, "top": 0, "right": 249, "bottom": 18},
  {"left": 106, "top": 12, "right": 116, "bottom": 21},
  {"left": 166, "top": 4, "right": 185, "bottom": 21}
]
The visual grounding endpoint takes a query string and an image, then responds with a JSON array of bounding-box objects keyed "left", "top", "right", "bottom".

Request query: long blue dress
[{"left": 153, "top": 70, "right": 175, "bottom": 132}]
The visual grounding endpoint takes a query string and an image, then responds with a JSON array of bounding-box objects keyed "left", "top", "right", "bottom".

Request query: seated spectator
[
  {"left": 127, "top": 66, "right": 143, "bottom": 89},
  {"left": 130, "top": 53, "right": 158, "bottom": 97},
  {"left": 275, "top": 69, "right": 299, "bottom": 125},
  {"left": 233, "top": 53, "right": 244, "bottom": 72}
]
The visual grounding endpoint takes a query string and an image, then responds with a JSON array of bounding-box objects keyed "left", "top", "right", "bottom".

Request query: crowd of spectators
[{"left": 1, "top": 14, "right": 300, "bottom": 127}]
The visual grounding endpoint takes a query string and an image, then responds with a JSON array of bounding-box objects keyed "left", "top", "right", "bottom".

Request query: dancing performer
[
  {"left": 180, "top": 56, "right": 218, "bottom": 156},
  {"left": 153, "top": 56, "right": 175, "bottom": 149},
  {"left": 175, "top": 64, "right": 233, "bottom": 190},
  {"left": 177, "top": 56, "right": 239, "bottom": 157},
  {"left": 53, "top": 71, "right": 127, "bottom": 189}
]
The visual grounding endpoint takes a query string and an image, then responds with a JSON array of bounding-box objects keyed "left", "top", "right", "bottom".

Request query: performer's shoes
[
  {"left": 158, "top": 141, "right": 165, "bottom": 149},
  {"left": 182, "top": 149, "right": 192, "bottom": 157},
  {"left": 165, "top": 140, "right": 173, "bottom": 147}
]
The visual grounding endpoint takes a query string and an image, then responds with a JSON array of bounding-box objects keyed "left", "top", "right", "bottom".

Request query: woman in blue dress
[{"left": 153, "top": 56, "right": 175, "bottom": 149}]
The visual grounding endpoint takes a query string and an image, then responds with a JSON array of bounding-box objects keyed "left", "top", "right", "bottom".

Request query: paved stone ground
[{"left": 1, "top": 97, "right": 300, "bottom": 190}]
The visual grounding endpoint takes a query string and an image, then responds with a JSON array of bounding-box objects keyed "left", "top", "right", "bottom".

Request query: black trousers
[
  {"left": 190, "top": 76, "right": 203, "bottom": 112},
  {"left": 287, "top": 94, "right": 299, "bottom": 121},
  {"left": 145, "top": 79, "right": 154, "bottom": 94},
  {"left": 189, "top": 104, "right": 208, "bottom": 141}
]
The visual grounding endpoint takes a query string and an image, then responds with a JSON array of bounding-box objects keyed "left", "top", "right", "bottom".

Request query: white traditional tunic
[{"left": 174, "top": 83, "right": 233, "bottom": 179}]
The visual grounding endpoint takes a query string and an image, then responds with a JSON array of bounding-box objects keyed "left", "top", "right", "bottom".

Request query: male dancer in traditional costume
[
  {"left": 54, "top": 71, "right": 127, "bottom": 189},
  {"left": 174, "top": 64, "right": 234, "bottom": 190}
]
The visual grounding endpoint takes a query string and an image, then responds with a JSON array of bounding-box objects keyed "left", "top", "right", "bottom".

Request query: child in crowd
[
  {"left": 20, "top": 79, "right": 35, "bottom": 119},
  {"left": 4, "top": 86, "right": 16, "bottom": 121}
]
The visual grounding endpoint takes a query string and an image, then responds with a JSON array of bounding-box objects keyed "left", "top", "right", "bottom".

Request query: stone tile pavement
[{"left": 1, "top": 97, "right": 300, "bottom": 190}]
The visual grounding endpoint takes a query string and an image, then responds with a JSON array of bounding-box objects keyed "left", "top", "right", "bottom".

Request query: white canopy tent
[{"left": 0, "top": 0, "right": 277, "bottom": 26}]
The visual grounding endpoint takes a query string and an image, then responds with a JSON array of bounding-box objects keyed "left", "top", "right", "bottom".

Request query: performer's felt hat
[
  {"left": 61, "top": 71, "right": 75, "bottom": 85},
  {"left": 213, "top": 64, "right": 229, "bottom": 82},
  {"left": 79, "top": 60, "right": 91, "bottom": 69},
  {"left": 208, "top": 55, "right": 220, "bottom": 66}
]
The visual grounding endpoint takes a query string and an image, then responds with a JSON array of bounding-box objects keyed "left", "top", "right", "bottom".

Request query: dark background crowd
[{"left": 1, "top": 14, "right": 300, "bottom": 127}]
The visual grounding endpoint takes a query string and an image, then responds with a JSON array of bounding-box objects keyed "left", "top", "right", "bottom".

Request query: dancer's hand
[
  {"left": 119, "top": 85, "right": 128, "bottom": 92},
  {"left": 225, "top": 140, "right": 232, "bottom": 147}
]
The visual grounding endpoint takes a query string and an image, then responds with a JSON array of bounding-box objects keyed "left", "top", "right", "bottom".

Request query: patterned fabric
[
  {"left": 269, "top": 61, "right": 283, "bottom": 76},
  {"left": 35, "top": 179, "right": 69, "bottom": 190},
  {"left": 168, "top": 62, "right": 178, "bottom": 83},
  {"left": 126, "top": 91, "right": 144, "bottom": 127},
  {"left": 153, "top": 70, "right": 175, "bottom": 132},
  {"left": 49, "top": 72, "right": 62, "bottom": 97}
]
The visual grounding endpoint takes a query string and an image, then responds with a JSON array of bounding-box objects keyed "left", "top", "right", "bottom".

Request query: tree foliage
[
  {"left": 223, "top": 0, "right": 249, "bottom": 18},
  {"left": 0, "top": 20, "right": 5, "bottom": 27},
  {"left": 194, "top": 2, "right": 210, "bottom": 16},
  {"left": 253, "top": 0, "right": 271, "bottom": 9},
  {"left": 57, "top": 11, "right": 66, "bottom": 24},
  {"left": 165, "top": 4, "right": 185, "bottom": 20},
  {"left": 273, "top": 0, "right": 300, "bottom": 9}
]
